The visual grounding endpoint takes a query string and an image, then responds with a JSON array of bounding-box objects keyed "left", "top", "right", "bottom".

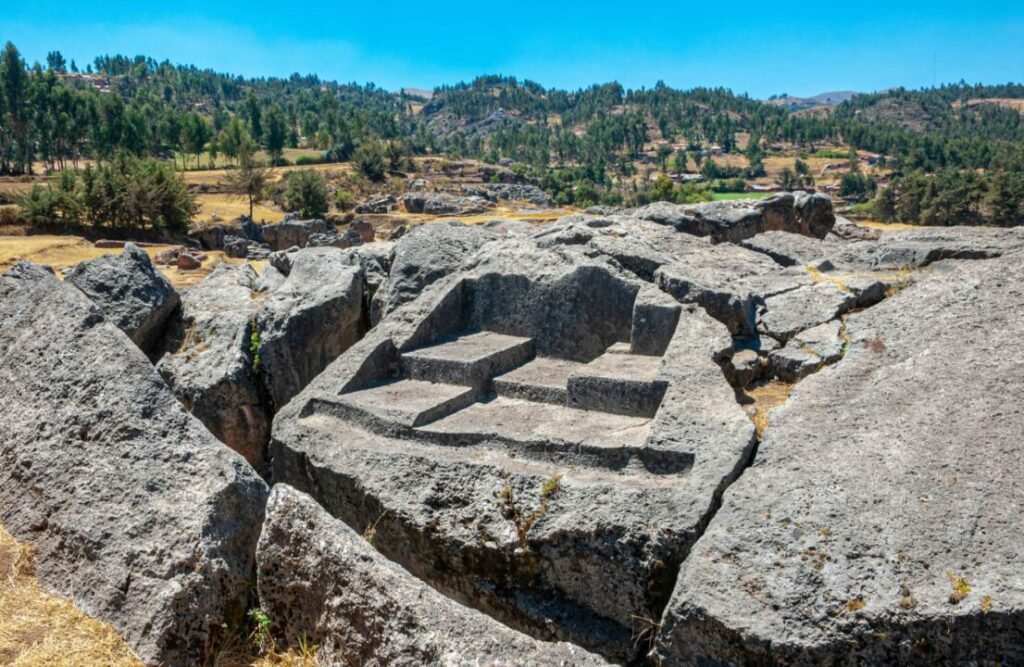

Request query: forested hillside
[{"left": 2, "top": 41, "right": 1023, "bottom": 226}]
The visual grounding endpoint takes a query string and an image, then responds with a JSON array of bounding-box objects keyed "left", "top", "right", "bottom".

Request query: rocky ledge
[{"left": 1, "top": 192, "right": 1021, "bottom": 666}]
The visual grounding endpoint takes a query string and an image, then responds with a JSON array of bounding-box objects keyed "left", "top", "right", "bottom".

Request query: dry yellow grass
[
  {"left": 855, "top": 219, "right": 928, "bottom": 231},
  {"left": 182, "top": 162, "right": 350, "bottom": 188},
  {"left": 742, "top": 381, "right": 795, "bottom": 438},
  {"left": 193, "top": 194, "right": 285, "bottom": 225},
  {"left": 1, "top": 525, "right": 318, "bottom": 667},
  {"left": 0, "top": 525, "right": 141, "bottom": 666},
  {"left": 0, "top": 235, "right": 248, "bottom": 290}
]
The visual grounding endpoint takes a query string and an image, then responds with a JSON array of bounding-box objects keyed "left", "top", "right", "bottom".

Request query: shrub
[
  {"left": 284, "top": 170, "right": 329, "bottom": 219},
  {"left": 334, "top": 190, "right": 356, "bottom": 211},
  {"left": 16, "top": 155, "right": 194, "bottom": 232},
  {"left": 354, "top": 142, "right": 386, "bottom": 182},
  {"left": 294, "top": 155, "right": 321, "bottom": 166}
]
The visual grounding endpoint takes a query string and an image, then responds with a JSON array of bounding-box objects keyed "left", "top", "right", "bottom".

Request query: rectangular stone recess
[
  {"left": 492, "top": 356, "right": 584, "bottom": 405},
  {"left": 401, "top": 331, "right": 535, "bottom": 390},
  {"left": 340, "top": 378, "right": 478, "bottom": 427},
  {"left": 419, "top": 396, "right": 652, "bottom": 448},
  {"left": 567, "top": 352, "right": 668, "bottom": 417}
]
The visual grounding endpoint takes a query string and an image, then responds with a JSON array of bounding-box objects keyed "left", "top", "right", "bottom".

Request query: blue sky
[{"left": 4, "top": 1, "right": 1023, "bottom": 98}]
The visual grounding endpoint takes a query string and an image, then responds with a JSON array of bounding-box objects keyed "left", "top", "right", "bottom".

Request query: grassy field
[
  {"left": 193, "top": 194, "right": 286, "bottom": 225},
  {"left": 0, "top": 235, "right": 254, "bottom": 289}
]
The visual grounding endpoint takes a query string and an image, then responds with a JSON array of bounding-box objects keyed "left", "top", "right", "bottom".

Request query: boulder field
[{"left": 1, "top": 194, "right": 1022, "bottom": 666}]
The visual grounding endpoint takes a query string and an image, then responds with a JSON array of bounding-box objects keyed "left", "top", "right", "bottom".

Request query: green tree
[
  {"left": 1, "top": 42, "right": 31, "bottom": 174},
  {"left": 263, "top": 104, "right": 287, "bottom": 164},
  {"left": 225, "top": 149, "right": 270, "bottom": 220},
  {"left": 284, "top": 169, "right": 328, "bottom": 218}
]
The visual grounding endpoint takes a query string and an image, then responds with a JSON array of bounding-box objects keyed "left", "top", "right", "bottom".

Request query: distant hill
[{"left": 765, "top": 91, "right": 860, "bottom": 112}]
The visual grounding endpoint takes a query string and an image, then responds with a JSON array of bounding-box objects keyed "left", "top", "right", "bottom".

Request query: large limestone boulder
[
  {"left": 655, "top": 252, "right": 1024, "bottom": 665},
  {"left": 257, "top": 485, "right": 607, "bottom": 666},
  {"left": 376, "top": 221, "right": 498, "bottom": 316},
  {"left": 0, "top": 262, "right": 268, "bottom": 667},
  {"left": 632, "top": 192, "right": 834, "bottom": 243},
  {"left": 157, "top": 263, "right": 269, "bottom": 466},
  {"left": 261, "top": 218, "right": 333, "bottom": 250},
  {"left": 402, "top": 192, "right": 491, "bottom": 215},
  {"left": 66, "top": 242, "right": 179, "bottom": 353},
  {"left": 255, "top": 247, "right": 366, "bottom": 409}
]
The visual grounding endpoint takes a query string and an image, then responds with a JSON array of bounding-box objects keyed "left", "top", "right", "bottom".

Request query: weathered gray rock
[
  {"left": 831, "top": 225, "right": 1024, "bottom": 270},
  {"left": 378, "top": 221, "right": 498, "bottom": 316},
  {"left": 656, "top": 251, "right": 1024, "bottom": 665},
  {"left": 0, "top": 262, "right": 268, "bottom": 667},
  {"left": 157, "top": 264, "right": 269, "bottom": 466},
  {"left": 486, "top": 182, "right": 554, "bottom": 207},
  {"left": 768, "top": 319, "right": 846, "bottom": 382},
  {"left": 257, "top": 485, "right": 607, "bottom": 666},
  {"left": 402, "top": 192, "right": 491, "bottom": 215},
  {"left": 725, "top": 348, "right": 763, "bottom": 386},
  {"left": 739, "top": 230, "right": 835, "bottom": 267},
  {"left": 261, "top": 219, "right": 333, "bottom": 250},
  {"left": 354, "top": 194, "right": 396, "bottom": 214},
  {"left": 794, "top": 191, "right": 837, "bottom": 239},
  {"left": 66, "top": 243, "right": 179, "bottom": 353},
  {"left": 270, "top": 241, "right": 756, "bottom": 662},
  {"left": 254, "top": 264, "right": 287, "bottom": 293},
  {"left": 758, "top": 282, "right": 856, "bottom": 343},
  {"left": 632, "top": 192, "right": 834, "bottom": 243},
  {"left": 255, "top": 247, "right": 366, "bottom": 409},
  {"left": 223, "top": 234, "right": 252, "bottom": 258},
  {"left": 831, "top": 215, "right": 882, "bottom": 241}
]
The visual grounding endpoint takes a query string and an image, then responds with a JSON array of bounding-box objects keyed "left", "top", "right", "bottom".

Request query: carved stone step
[{"left": 401, "top": 330, "right": 535, "bottom": 390}]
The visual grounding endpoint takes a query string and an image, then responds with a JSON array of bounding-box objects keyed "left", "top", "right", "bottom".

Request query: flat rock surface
[
  {"left": 656, "top": 251, "right": 1024, "bottom": 665},
  {"left": 257, "top": 485, "right": 607, "bottom": 666},
  {"left": 0, "top": 262, "right": 268, "bottom": 667}
]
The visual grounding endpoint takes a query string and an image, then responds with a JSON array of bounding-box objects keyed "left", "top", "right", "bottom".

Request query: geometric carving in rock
[{"left": 271, "top": 239, "right": 756, "bottom": 662}]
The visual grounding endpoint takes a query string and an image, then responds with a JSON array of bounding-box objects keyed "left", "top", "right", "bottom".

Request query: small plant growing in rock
[
  {"left": 363, "top": 511, "right": 388, "bottom": 546},
  {"left": 247, "top": 608, "right": 273, "bottom": 653},
  {"left": 947, "top": 571, "right": 972, "bottom": 604},
  {"left": 249, "top": 324, "right": 261, "bottom": 370},
  {"left": 898, "top": 584, "right": 918, "bottom": 610},
  {"left": 845, "top": 596, "right": 866, "bottom": 613},
  {"left": 981, "top": 594, "right": 993, "bottom": 613},
  {"left": 498, "top": 473, "right": 564, "bottom": 549}
]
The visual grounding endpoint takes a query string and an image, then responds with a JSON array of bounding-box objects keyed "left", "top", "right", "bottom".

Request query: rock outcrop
[
  {"left": 402, "top": 192, "right": 491, "bottom": 215},
  {"left": 376, "top": 221, "right": 498, "bottom": 316},
  {"left": 157, "top": 264, "right": 268, "bottom": 466},
  {"left": 0, "top": 262, "right": 268, "bottom": 667},
  {"left": 158, "top": 248, "right": 373, "bottom": 464},
  {"left": 633, "top": 192, "right": 835, "bottom": 243},
  {"left": 261, "top": 219, "right": 334, "bottom": 251},
  {"left": 486, "top": 182, "right": 554, "bottom": 206},
  {"left": 655, "top": 251, "right": 1024, "bottom": 665},
  {"left": 66, "top": 243, "right": 179, "bottom": 353},
  {"left": 257, "top": 485, "right": 607, "bottom": 666},
  {"left": 270, "top": 229, "right": 757, "bottom": 661},
  {"left": 255, "top": 248, "right": 366, "bottom": 409}
]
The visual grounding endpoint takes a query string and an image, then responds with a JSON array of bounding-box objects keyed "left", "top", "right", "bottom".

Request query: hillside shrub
[
  {"left": 16, "top": 154, "right": 195, "bottom": 233},
  {"left": 284, "top": 170, "right": 329, "bottom": 218}
]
